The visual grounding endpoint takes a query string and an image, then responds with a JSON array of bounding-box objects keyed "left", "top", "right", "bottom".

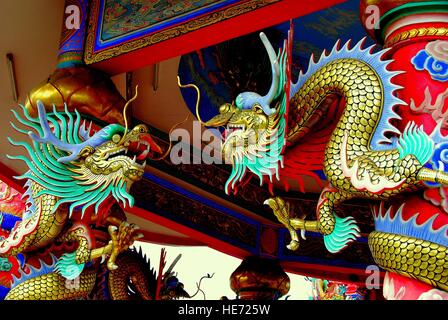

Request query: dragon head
[
  {"left": 9, "top": 100, "right": 162, "bottom": 217},
  {"left": 79, "top": 123, "right": 162, "bottom": 183},
  {"left": 201, "top": 33, "right": 288, "bottom": 194}
]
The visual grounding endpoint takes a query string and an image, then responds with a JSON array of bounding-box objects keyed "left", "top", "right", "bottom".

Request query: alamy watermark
[
  {"left": 167, "top": 120, "right": 282, "bottom": 165},
  {"left": 65, "top": 276, "right": 80, "bottom": 290},
  {"left": 65, "top": 5, "right": 81, "bottom": 30},
  {"left": 365, "top": 5, "right": 380, "bottom": 30},
  {"left": 365, "top": 265, "right": 381, "bottom": 289}
]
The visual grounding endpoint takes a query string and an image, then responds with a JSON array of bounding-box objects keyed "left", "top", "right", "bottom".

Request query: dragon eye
[
  {"left": 253, "top": 104, "right": 263, "bottom": 113},
  {"left": 134, "top": 125, "right": 147, "bottom": 134},
  {"left": 112, "top": 134, "right": 121, "bottom": 143}
]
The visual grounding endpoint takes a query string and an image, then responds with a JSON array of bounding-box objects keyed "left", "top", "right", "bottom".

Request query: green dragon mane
[{"left": 7, "top": 104, "right": 134, "bottom": 218}]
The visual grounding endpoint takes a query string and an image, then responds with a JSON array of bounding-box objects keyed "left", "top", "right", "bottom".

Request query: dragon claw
[
  {"left": 105, "top": 222, "right": 142, "bottom": 271},
  {"left": 107, "top": 261, "right": 118, "bottom": 270},
  {"left": 287, "top": 240, "right": 300, "bottom": 251},
  {"left": 265, "top": 197, "right": 301, "bottom": 251}
]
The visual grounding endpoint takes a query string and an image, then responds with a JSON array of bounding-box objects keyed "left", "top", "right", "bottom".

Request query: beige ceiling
[
  {"left": 0, "top": 0, "right": 202, "bottom": 175},
  {"left": 0, "top": 0, "right": 64, "bottom": 173}
]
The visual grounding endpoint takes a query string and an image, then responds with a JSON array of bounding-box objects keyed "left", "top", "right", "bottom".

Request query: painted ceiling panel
[{"left": 100, "top": 0, "right": 237, "bottom": 44}]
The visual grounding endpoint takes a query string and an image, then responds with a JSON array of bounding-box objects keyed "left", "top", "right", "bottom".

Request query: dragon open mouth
[
  {"left": 105, "top": 135, "right": 162, "bottom": 169},
  {"left": 224, "top": 124, "right": 246, "bottom": 140},
  {"left": 106, "top": 147, "right": 147, "bottom": 169}
]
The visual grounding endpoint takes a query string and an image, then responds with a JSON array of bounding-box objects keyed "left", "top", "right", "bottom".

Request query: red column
[{"left": 360, "top": 0, "right": 448, "bottom": 299}]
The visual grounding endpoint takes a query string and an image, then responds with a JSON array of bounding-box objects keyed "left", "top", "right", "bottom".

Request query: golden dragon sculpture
[
  {"left": 0, "top": 89, "right": 178, "bottom": 299},
  {"left": 192, "top": 32, "right": 448, "bottom": 290}
]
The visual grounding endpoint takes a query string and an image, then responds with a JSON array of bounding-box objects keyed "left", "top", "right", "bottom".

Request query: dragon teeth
[
  {"left": 139, "top": 149, "right": 149, "bottom": 159},
  {"left": 227, "top": 124, "right": 245, "bottom": 131}
]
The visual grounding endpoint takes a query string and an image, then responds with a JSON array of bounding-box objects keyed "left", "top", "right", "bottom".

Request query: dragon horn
[
  {"left": 29, "top": 101, "right": 125, "bottom": 163},
  {"left": 28, "top": 101, "right": 85, "bottom": 162},
  {"left": 260, "top": 32, "right": 280, "bottom": 106}
]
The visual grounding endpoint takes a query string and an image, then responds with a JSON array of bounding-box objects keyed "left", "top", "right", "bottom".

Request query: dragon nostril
[{"left": 219, "top": 104, "right": 231, "bottom": 114}]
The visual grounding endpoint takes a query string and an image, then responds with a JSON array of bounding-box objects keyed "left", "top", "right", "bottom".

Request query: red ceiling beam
[
  {"left": 0, "top": 162, "right": 24, "bottom": 193},
  {"left": 88, "top": 0, "right": 346, "bottom": 75},
  {"left": 127, "top": 206, "right": 251, "bottom": 259},
  {"left": 136, "top": 229, "right": 205, "bottom": 247},
  {"left": 282, "top": 261, "right": 385, "bottom": 286}
]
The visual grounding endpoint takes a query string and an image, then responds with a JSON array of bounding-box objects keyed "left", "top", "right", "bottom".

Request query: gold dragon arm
[{"left": 264, "top": 197, "right": 320, "bottom": 251}]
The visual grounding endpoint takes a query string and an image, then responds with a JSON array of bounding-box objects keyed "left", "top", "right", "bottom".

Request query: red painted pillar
[
  {"left": 360, "top": 0, "right": 448, "bottom": 300},
  {"left": 361, "top": 0, "right": 448, "bottom": 135}
]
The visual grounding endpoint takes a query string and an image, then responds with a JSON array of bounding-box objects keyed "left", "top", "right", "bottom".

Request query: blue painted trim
[
  {"left": 0, "top": 286, "right": 10, "bottom": 300},
  {"left": 143, "top": 172, "right": 259, "bottom": 226},
  {"left": 277, "top": 229, "right": 370, "bottom": 270},
  {"left": 56, "top": 60, "right": 84, "bottom": 69},
  {"left": 141, "top": 172, "right": 259, "bottom": 254},
  {"left": 16, "top": 254, "right": 25, "bottom": 268},
  {"left": 95, "top": 0, "right": 241, "bottom": 50},
  {"left": 138, "top": 202, "right": 257, "bottom": 254},
  {"left": 313, "top": 170, "right": 327, "bottom": 180},
  {"left": 0, "top": 212, "right": 22, "bottom": 231}
]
